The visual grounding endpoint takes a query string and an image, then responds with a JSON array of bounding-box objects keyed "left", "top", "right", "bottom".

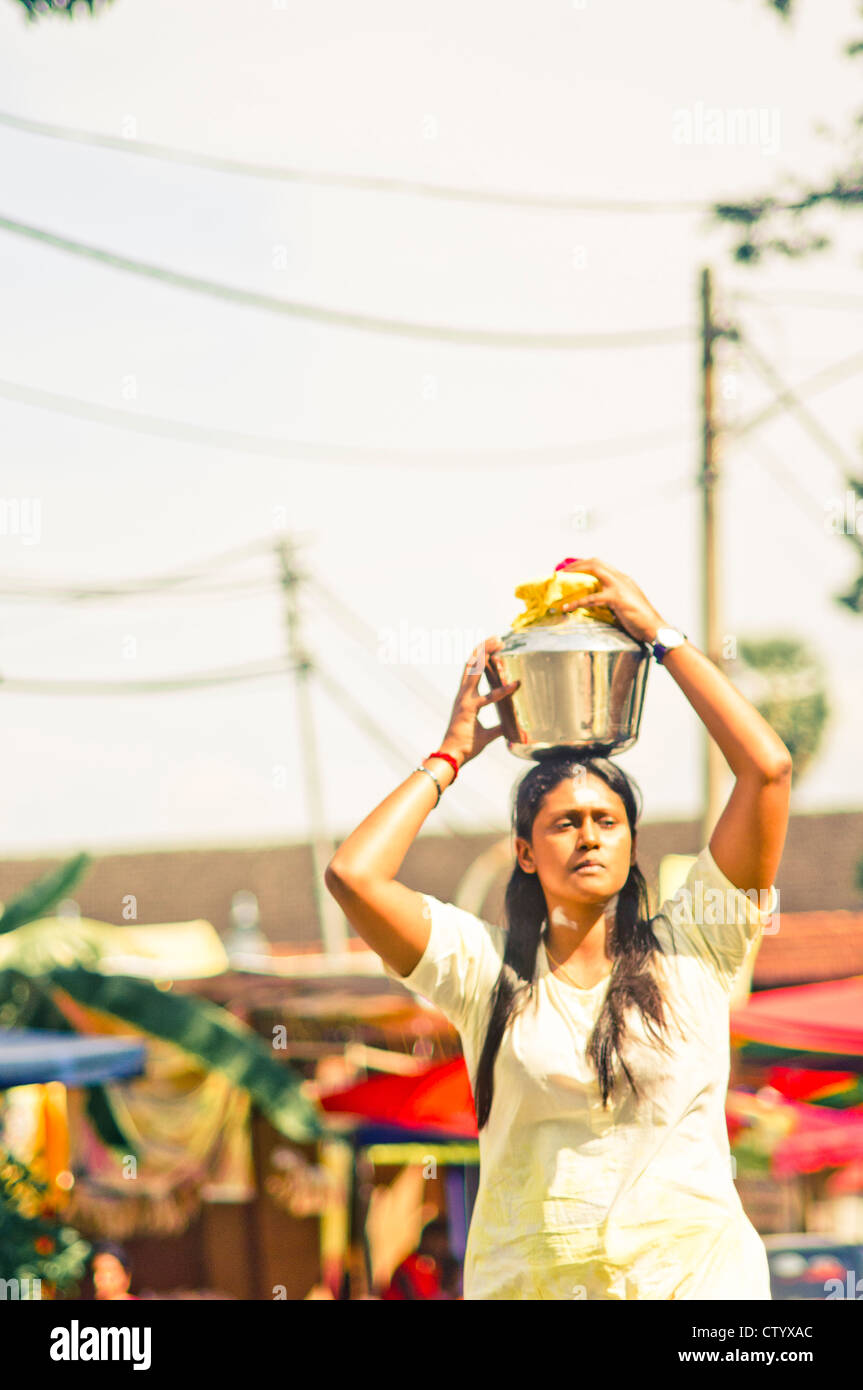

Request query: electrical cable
[
  {"left": 736, "top": 332, "right": 861, "bottom": 483},
  {"left": 0, "top": 658, "right": 292, "bottom": 696},
  {"left": 0, "top": 109, "right": 714, "bottom": 215},
  {"left": 0, "top": 377, "right": 694, "bottom": 468},
  {"left": 730, "top": 288, "right": 863, "bottom": 314},
  {"left": 728, "top": 344, "right": 863, "bottom": 444},
  {"left": 0, "top": 537, "right": 509, "bottom": 822},
  {"left": 0, "top": 536, "right": 278, "bottom": 601},
  {"left": 0, "top": 214, "right": 695, "bottom": 351},
  {"left": 733, "top": 433, "right": 836, "bottom": 551},
  {"left": 311, "top": 660, "right": 503, "bottom": 833},
  {"left": 303, "top": 582, "right": 512, "bottom": 822},
  {"left": 305, "top": 579, "right": 460, "bottom": 727},
  {"left": 0, "top": 577, "right": 278, "bottom": 604}
]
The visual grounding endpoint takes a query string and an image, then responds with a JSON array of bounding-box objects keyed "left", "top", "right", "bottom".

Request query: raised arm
[
  {"left": 656, "top": 642, "right": 791, "bottom": 896},
  {"left": 559, "top": 558, "right": 792, "bottom": 896},
  {"left": 324, "top": 639, "right": 519, "bottom": 976}
]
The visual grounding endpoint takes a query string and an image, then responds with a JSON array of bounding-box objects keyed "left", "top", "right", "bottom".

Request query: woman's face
[
  {"left": 92, "top": 1252, "right": 130, "bottom": 1299},
  {"left": 515, "top": 773, "right": 634, "bottom": 911}
]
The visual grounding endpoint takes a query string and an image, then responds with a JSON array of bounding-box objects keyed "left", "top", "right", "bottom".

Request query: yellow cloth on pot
[{"left": 511, "top": 571, "right": 617, "bottom": 631}]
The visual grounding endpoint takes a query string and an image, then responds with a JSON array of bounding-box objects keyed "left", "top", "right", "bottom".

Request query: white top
[{"left": 385, "top": 845, "right": 779, "bottom": 1301}]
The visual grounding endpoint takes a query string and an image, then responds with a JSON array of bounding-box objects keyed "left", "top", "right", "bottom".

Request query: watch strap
[{"left": 650, "top": 628, "right": 688, "bottom": 664}]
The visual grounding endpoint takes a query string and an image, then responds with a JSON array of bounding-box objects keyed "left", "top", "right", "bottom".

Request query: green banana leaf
[
  {"left": 0, "top": 854, "right": 91, "bottom": 936},
  {"left": 82, "top": 1085, "right": 131, "bottom": 1151},
  {"left": 48, "top": 967, "right": 324, "bottom": 1143},
  {"left": 0, "top": 867, "right": 328, "bottom": 1149},
  {"left": 0, "top": 918, "right": 105, "bottom": 976}
]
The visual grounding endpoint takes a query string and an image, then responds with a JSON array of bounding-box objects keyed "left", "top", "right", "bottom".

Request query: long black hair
[{"left": 474, "top": 750, "right": 675, "bottom": 1128}]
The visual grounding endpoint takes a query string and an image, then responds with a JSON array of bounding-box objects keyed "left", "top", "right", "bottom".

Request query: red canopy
[
  {"left": 825, "top": 1158, "right": 863, "bottom": 1196},
  {"left": 320, "top": 1052, "right": 863, "bottom": 1178},
  {"left": 320, "top": 1057, "right": 478, "bottom": 1138},
  {"left": 727, "top": 1087, "right": 863, "bottom": 1176},
  {"left": 771, "top": 1102, "right": 863, "bottom": 1176},
  {"left": 731, "top": 976, "right": 863, "bottom": 1061},
  {"left": 765, "top": 1065, "right": 863, "bottom": 1108}
]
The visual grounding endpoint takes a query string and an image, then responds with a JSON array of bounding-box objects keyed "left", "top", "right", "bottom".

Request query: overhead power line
[
  {"left": 307, "top": 577, "right": 459, "bottom": 729},
  {"left": 0, "top": 535, "right": 278, "bottom": 602},
  {"left": 0, "top": 377, "right": 693, "bottom": 469},
  {"left": 736, "top": 332, "right": 862, "bottom": 483},
  {"left": 311, "top": 660, "right": 487, "bottom": 835},
  {"left": 0, "top": 215, "right": 694, "bottom": 351},
  {"left": 728, "top": 344, "right": 863, "bottom": 444},
  {"left": 730, "top": 288, "right": 863, "bottom": 314},
  {"left": 0, "top": 658, "right": 292, "bottom": 695},
  {"left": 0, "top": 109, "right": 712, "bottom": 215},
  {"left": 0, "top": 577, "right": 277, "bottom": 604},
  {"left": 736, "top": 433, "right": 834, "bottom": 539}
]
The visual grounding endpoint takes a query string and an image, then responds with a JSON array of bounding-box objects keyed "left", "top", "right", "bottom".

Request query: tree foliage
[
  {"left": 0, "top": 1145, "right": 92, "bottom": 1295},
  {"left": 733, "top": 636, "right": 830, "bottom": 784},
  {"left": 714, "top": 1, "right": 863, "bottom": 263},
  {"left": 13, "top": 0, "right": 113, "bottom": 17}
]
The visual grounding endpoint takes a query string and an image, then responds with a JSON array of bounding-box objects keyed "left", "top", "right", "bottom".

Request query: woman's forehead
[{"left": 540, "top": 776, "right": 625, "bottom": 813}]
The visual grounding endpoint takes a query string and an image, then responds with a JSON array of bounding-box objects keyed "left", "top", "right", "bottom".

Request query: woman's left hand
[{"left": 556, "top": 557, "right": 666, "bottom": 645}]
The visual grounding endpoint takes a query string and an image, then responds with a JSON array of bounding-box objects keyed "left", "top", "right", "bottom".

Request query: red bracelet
[{"left": 427, "top": 750, "right": 459, "bottom": 781}]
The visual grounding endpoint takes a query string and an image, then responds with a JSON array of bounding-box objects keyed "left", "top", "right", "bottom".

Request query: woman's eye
[{"left": 554, "top": 818, "right": 615, "bottom": 829}]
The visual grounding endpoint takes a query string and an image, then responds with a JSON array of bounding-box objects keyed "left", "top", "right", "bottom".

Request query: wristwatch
[{"left": 648, "top": 626, "right": 688, "bottom": 664}]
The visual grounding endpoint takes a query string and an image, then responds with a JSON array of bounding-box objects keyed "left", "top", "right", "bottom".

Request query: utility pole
[
  {"left": 699, "top": 266, "right": 731, "bottom": 844},
  {"left": 277, "top": 534, "right": 348, "bottom": 955}
]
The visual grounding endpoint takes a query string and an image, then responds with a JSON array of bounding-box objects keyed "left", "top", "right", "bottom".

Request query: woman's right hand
[{"left": 438, "top": 637, "right": 519, "bottom": 768}]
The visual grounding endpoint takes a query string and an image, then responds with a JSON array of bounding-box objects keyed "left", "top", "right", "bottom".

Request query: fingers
[
  {"left": 561, "top": 589, "right": 612, "bottom": 611},
  {"left": 559, "top": 557, "right": 613, "bottom": 578},
  {"left": 464, "top": 636, "right": 503, "bottom": 683},
  {"left": 569, "top": 589, "right": 608, "bottom": 606},
  {"left": 479, "top": 681, "right": 519, "bottom": 706}
]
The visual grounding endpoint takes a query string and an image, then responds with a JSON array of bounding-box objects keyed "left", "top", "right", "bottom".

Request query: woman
[
  {"left": 325, "top": 558, "right": 792, "bottom": 1300},
  {"left": 91, "top": 1242, "right": 138, "bottom": 1300}
]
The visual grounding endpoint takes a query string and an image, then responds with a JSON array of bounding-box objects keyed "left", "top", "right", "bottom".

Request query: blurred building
[
  {"left": 1, "top": 807, "right": 861, "bottom": 984},
  {"left": 3, "top": 806, "right": 862, "bottom": 1294}
]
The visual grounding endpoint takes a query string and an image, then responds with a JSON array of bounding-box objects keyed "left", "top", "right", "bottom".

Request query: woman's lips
[{"left": 572, "top": 862, "right": 603, "bottom": 872}]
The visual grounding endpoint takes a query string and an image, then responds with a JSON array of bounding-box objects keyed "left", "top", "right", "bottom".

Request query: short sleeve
[
  {"left": 652, "top": 845, "right": 779, "bottom": 992},
  {"left": 382, "top": 893, "right": 505, "bottom": 1037}
]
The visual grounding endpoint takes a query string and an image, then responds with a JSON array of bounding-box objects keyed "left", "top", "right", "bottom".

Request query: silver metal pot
[{"left": 483, "top": 616, "right": 651, "bottom": 760}]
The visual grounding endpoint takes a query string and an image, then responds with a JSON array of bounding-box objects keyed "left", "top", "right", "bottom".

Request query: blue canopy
[{"left": 0, "top": 1028, "right": 146, "bottom": 1088}]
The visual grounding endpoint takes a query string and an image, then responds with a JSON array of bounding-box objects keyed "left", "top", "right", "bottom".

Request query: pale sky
[{"left": 0, "top": 0, "right": 861, "bottom": 856}]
